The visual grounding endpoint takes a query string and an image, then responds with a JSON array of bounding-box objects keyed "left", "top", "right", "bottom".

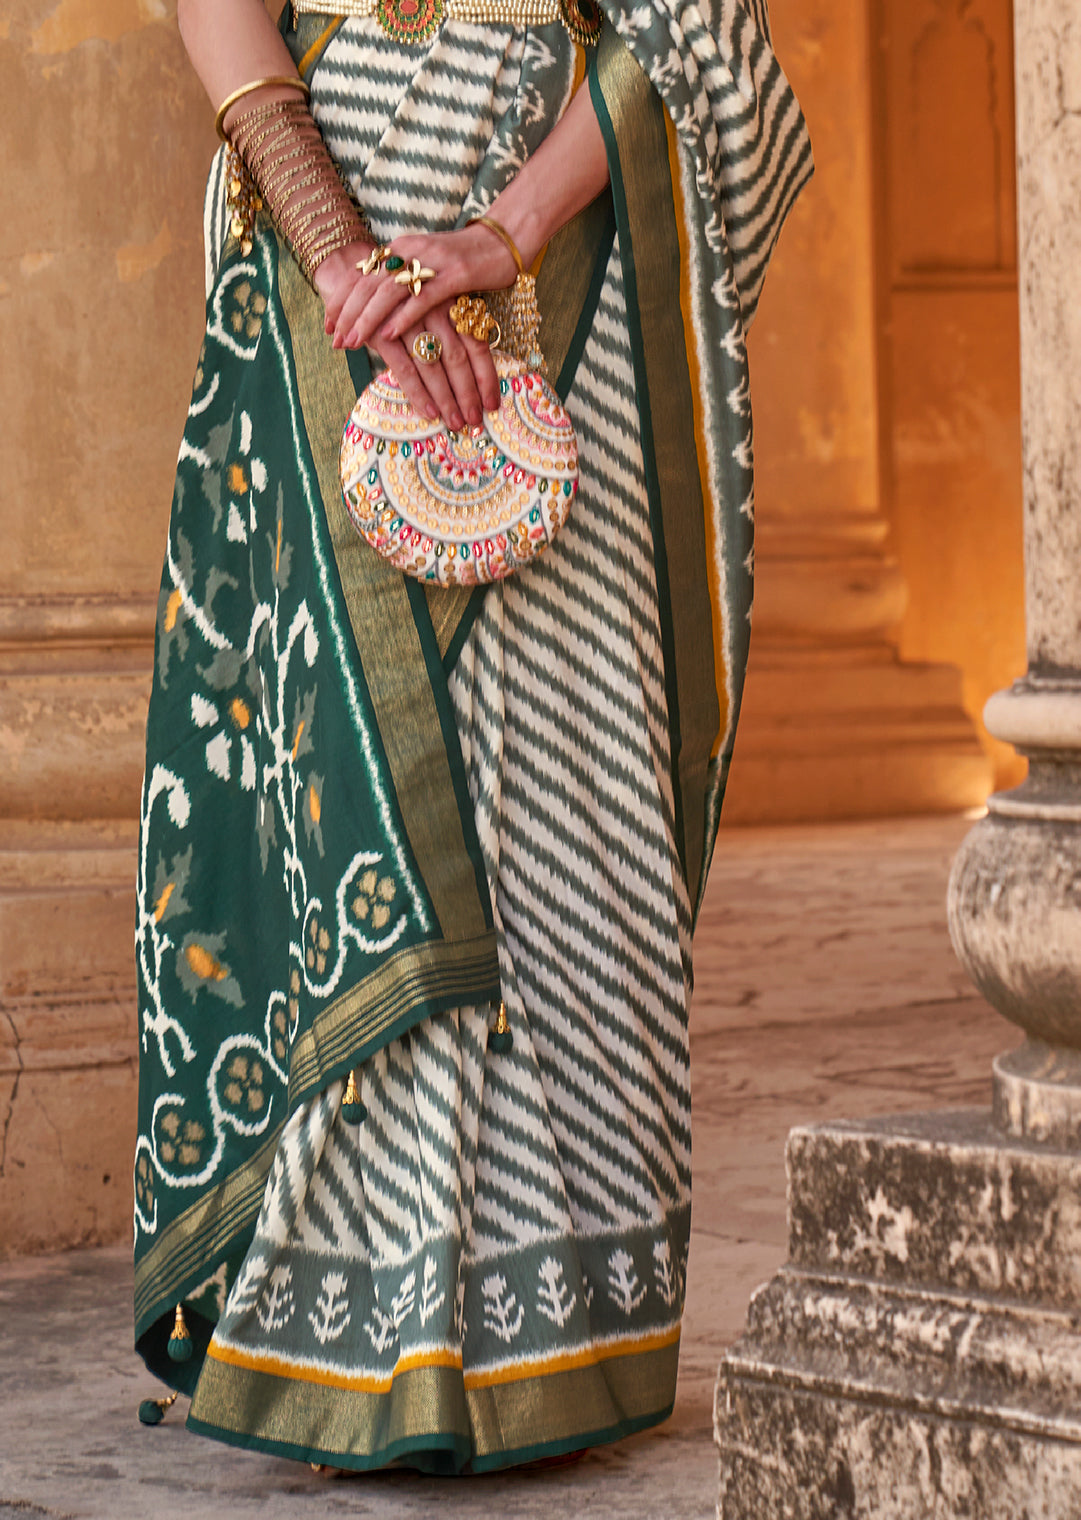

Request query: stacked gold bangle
[{"left": 217, "top": 75, "right": 373, "bottom": 284}]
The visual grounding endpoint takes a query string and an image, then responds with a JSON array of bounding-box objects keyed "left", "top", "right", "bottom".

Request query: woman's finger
[
  {"left": 381, "top": 274, "right": 480, "bottom": 343},
  {"left": 334, "top": 269, "right": 406, "bottom": 348},
  {"left": 330, "top": 276, "right": 381, "bottom": 349},
  {"left": 403, "top": 316, "right": 485, "bottom": 429},
  {"left": 404, "top": 339, "right": 465, "bottom": 433},
  {"left": 370, "top": 336, "right": 441, "bottom": 422},
  {"left": 342, "top": 271, "right": 418, "bottom": 348},
  {"left": 460, "top": 333, "right": 501, "bottom": 414},
  {"left": 433, "top": 326, "right": 484, "bottom": 428}
]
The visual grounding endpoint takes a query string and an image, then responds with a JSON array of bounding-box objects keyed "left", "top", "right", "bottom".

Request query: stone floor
[{"left": 0, "top": 816, "right": 1008, "bottom": 1520}]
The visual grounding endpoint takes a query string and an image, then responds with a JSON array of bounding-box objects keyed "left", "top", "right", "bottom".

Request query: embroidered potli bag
[{"left": 339, "top": 351, "right": 579, "bottom": 586}]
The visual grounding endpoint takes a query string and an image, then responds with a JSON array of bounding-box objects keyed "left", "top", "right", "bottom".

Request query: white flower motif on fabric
[
  {"left": 308, "top": 1271, "right": 352, "bottom": 1345},
  {"left": 482, "top": 1274, "right": 524, "bottom": 1344},
  {"left": 607, "top": 1249, "right": 647, "bottom": 1315},
  {"left": 653, "top": 1239, "right": 678, "bottom": 1307},
  {"left": 419, "top": 1257, "right": 445, "bottom": 1326},
  {"left": 365, "top": 1303, "right": 397, "bottom": 1356},
  {"left": 391, "top": 1271, "right": 416, "bottom": 1329},
  {"left": 229, "top": 1253, "right": 269, "bottom": 1316},
  {"left": 256, "top": 1264, "right": 296, "bottom": 1331},
  {"left": 537, "top": 1257, "right": 576, "bottom": 1328}
]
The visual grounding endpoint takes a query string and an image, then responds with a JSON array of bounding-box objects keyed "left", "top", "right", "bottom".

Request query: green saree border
[
  {"left": 288, "top": 929, "right": 499, "bottom": 1102},
  {"left": 590, "top": 34, "right": 722, "bottom": 910},
  {"left": 134, "top": 1131, "right": 280, "bottom": 1347},
  {"left": 185, "top": 1333, "right": 679, "bottom": 1472}
]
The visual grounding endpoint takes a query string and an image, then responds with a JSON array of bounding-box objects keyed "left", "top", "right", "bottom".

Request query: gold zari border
[{"left": 189, "top": 1327, "right": 681, "bottom": 1464}]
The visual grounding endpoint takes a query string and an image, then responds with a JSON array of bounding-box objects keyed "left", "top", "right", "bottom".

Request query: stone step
[
  {"left": 785, "top": 1110, "right": 1081, "bottom": 1312},
  {"left": 726, "top": 1267, "right": 1081, "bottom": 1440},
  {"left": 716, "top": 1368, "right": 1081, "bottom": 1520}
]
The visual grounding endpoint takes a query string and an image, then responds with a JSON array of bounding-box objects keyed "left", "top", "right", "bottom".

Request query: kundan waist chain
[{"left": 291, "top": 0, "right": 601, "bottom": 46}]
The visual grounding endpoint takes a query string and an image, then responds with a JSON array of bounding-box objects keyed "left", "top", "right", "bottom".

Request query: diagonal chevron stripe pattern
[
  {"left": 186, "top": 0, "right": 810, "bottom": 1464},
  {"left": 197, "top": 20, "right": 694, "bottom": 1443}
]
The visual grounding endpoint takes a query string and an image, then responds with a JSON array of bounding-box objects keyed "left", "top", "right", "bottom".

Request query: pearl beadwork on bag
[{"left": 340, "top": 353, "right": 579, "bottom": 586}]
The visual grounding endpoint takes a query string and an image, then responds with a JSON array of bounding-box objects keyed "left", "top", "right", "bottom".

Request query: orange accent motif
[
  {"left": 163, "top": 588, "right": 183, "bottom": 633},
  {"left": 154, "top": 882, "right": 176, "bottom": 922},
  {"left": 185, "top": 943, "right": 229, "bottom": 982},
  {"left": 230, "top": 697, "right": 251, "bottom": 730}
]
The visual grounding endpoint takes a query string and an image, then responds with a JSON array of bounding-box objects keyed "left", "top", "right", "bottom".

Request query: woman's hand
[
  {"left": 312, "top": 74, "right": 610, "bottom": 430},
  {"left": 315, "top": 224, "right": 517, "bottom": 429}
]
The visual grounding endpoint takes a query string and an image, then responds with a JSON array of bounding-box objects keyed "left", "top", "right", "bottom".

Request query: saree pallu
[{"left": 134, "top": 2, "right": 810, "bottom": 1471}]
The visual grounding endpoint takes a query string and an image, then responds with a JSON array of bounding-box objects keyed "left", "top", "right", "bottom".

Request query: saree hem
[{"left": 184, "top": 1331, "right": 680, "bottom": 1473}]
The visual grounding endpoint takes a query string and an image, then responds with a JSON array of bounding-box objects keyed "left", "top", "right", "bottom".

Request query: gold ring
[
  {"left": 412, "top": 331, "right": 442, "bottom": 365},
  {"left": 450, "top": 294, "right": 500, "bottom": 346},
  {"left": 394, "top": 258, "right": 436, "bottom": 297},
  {"left": 357, "top": 244, "right": 390, "bottom": 275}
]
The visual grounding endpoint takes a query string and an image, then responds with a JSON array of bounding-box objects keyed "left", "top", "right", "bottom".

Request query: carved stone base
[{"left": 716, "top": 1112, "right": 1081, "bottom": 1518}]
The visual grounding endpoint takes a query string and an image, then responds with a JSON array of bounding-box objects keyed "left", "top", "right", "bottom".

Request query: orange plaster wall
[
  {"left": 1, "top": 1, "right": 216, "bottom": 1257},
  {"left": 1, "top": 0, "right": 214, "bottom": 604},
  {"left": 749, "top": 0, "right": 1026, "bottom": 798},
  {"left": 876, "top": 0, "right": 1027, "bottom": 791}
]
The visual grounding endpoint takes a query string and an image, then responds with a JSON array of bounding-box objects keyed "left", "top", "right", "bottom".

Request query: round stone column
[{"left": 948, "top": 0, "right": 1081, "bottom": 1148}]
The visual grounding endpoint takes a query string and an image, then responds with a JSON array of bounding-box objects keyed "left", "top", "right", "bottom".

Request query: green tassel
[
  {"left": 167, "top": 1304, "right": 192, "bottom": 1363},
  {"left": 341, "top": 1070, "right": 366, "bottom": 1125},
  {"left": 138, "top": 1391, "right": 179, "bottom": 1426},
  {"left": 488, "top": 1001, "right": 512, "bottom": 1054}
]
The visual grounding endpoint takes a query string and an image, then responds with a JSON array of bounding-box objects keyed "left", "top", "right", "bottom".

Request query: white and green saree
[{"left": 133, "top": 0, "right": 810, "bottom": 1470}]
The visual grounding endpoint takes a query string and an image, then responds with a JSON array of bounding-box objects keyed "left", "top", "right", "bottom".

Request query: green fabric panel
[
  {"left": 281, "top": 7, "right": 345, "bottom": 74},
  {"left": 537, "top": 187, "right": 617, "bottom": 396},
  {"left": 593, "top": 31, "right": 720, "bottom": 909},
  {"left": 278, "top": 248, "right": 492, "bottom": 943}
]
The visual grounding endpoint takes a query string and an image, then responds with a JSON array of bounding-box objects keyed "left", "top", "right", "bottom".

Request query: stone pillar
[
  {"left": 715, "top": 6, "right": 1081, "bottom": 1513},
  {"left": 722, "top": 0, "right": 991, "bottom": 826},
  {"left": 0, "top": 4, "right": 212, "bottom": 1256},
  {"left": 948, "top": 0, "right": 1081, "bottom": 1148}
]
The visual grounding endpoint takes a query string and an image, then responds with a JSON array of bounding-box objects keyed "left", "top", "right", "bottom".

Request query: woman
[{"left": 133, "top": 0, "right": 810, "bottom": 1472}]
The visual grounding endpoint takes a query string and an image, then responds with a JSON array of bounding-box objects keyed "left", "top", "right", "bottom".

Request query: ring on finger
[
  {"left": 412, "top": 331, "right": 443, "bottom": 365},
  {"left": 449, "top": 294, "right": 500, "bottom": 346},
  {"left": 357, "top": 245, "right": 407, "bottom": 276},
  {"left": 394, "top": 258, "right": 436, "bottom": 296}
]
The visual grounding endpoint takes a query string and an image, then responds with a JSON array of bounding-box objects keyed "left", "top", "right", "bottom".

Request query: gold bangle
[
  {"left": 215, "top": 75, "right": 311, "bottom": 140},
  {"left": 468, "top": 214, "right": 524, "bottom": 277}
]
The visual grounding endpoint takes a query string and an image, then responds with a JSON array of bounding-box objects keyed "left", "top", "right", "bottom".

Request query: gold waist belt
[{"left": 291, "top": 0, "right": 601, "bottom": 45}]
